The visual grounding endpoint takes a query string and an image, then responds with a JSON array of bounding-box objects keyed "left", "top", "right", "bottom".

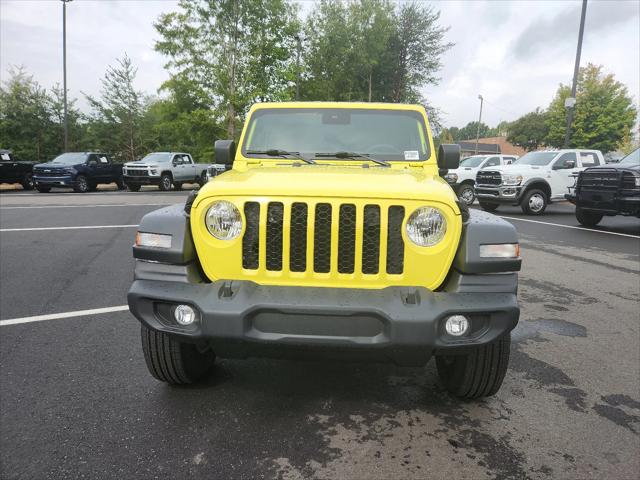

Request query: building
[{"left": 456, "top": 136, "right": 527, "bottom": 158}]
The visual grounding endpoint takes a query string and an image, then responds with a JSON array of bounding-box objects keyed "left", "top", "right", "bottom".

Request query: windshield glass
[
  {"left": 619, "top": 148, "right": 639, "bottom": 165},
  {"left": 513, "top": 151, "right": 557, "bottom": 166},
  {"left": 50, "top": 152, "right": 88, "bottom": 165},
  {"left": 140, "top": 153, "right": 172, "bottom": 163},
  {"left": 459, "top": 156, "right": 486, "bottom": 167},
  {"left": 243, "top": 108, "right": 430, "bottom": 161}
]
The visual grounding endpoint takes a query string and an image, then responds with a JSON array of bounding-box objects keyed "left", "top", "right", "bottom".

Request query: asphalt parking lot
[{"left": 1, "top": 187, "right": 639, "bottom": 480}]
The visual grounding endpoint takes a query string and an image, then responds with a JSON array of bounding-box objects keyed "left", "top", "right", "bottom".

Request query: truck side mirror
[
  {"left": 437, "top": 144, "right": 460, "bottom": 172},
  {"left": 215, "top": 140, "right": 236, "bottom": 166}
]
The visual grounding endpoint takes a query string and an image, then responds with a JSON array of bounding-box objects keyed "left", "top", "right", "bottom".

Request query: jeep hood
[{"left": 195, "top": 165, "right": 457, "bottom": 206}]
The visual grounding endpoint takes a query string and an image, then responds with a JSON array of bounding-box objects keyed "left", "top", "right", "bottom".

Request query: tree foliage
[
  {"left": 448, "top": 122, "right": 497, "bottom": 142},
  {"left": 545, "top": 64, "right": 636, "bottom": 152},
  {"left": 507, "top": 109, "right": 549, "bottom": 151}
]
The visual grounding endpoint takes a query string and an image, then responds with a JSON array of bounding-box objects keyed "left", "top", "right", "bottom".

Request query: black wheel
[
  {"left": 116, "top": 178, "right": 127, "bottom": 190},
  {"left": 159, "top": 174, "right": 173, "bottom": 191},
  {"left": 436, "top": 333, "right": 511, "bottom": 399},
  {"left": 198, "top": 172, "right": 207, "bottom": 187},
  {"left": 479, "top": 201, "right": 499, "bottom": 212},
  {"left": 36, "top": 185, "right": 51, "bottom": 193},
  {"left": 173, "top": 182, "right": 183, "bottom": 191},
  {"left": 21, "top": 173, "right": 35, "bottom": 190},
  {"left": 520, "top": 189, "right": 547, "bottom": 215},
  {"left": 575, "top": 207, "right": 603, "bottom": 227},
  {"left": 457, "top": 183, "right": 475, "bottom": 206},
  {"left": 73, "top": 175, "right": 89, "bottom": 193},
  {"left": 88, "top": 182, "right": 98, "bottom": 192},
  {"left": 126, "top": 183, "right": 141, "bottom": 192},
  {"left": 140, "top": 325, "right": 215, "bottom": 385}
]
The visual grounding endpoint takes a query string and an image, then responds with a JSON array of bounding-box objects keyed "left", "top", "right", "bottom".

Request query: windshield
[
  {"left": 459, "top": 156, "right": 487, "bottom": 167},
  {"left": 140, "top": 153, "right": 172, "bottom": 163},
  {"left": 513, "top": 151, "right": 558, "bottom": 166},
  {"left": 50, "top": 152, "right": 88, "bottom": 165},
  {"left": 243, "top": 108, "right": 430, "bottom": 161},
  {"left": 619, "top": 148, "right": 639, "bottom": 165}
]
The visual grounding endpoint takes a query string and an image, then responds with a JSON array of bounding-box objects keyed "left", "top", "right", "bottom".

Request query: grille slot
[
  {"left": 386, "top": 206, "right": 405, "bottom": 274},
  {"left": 622, "top": 172, "right": 639, "bottom": 190},
  {"left": 289, "top": 203, "right": 308, "bottom": 272},
  {"left": 313, "top": 203, "right": 332, "bottom": 273},
  {"left": 337, "top": 204, "right": 356, "bottom": 274},
  {"left": 242, "top": 202, "right": 260, "bottom": 269},
  {"left": 580, "top": 169, "right": 619, "bottom": 189},
  {"left": 126, "top": 169, "right": 149, "bottom": 177},
  {"left": 266, "top": 203, "right": 284, "bottom": 271},
  {"left": 477, "top": 171, "right": 502, "bottom": 186},
  {"left": 362, "top": 205, "right": 381, "bottom": 274}
]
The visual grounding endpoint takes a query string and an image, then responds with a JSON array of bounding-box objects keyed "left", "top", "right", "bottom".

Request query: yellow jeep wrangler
[{"left": 128, "top": 102, "right": 521, "bottom": 399}]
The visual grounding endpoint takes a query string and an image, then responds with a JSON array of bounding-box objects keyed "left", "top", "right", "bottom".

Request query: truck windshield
[
  {"left": 50, "top": 152, "right": 88, "bottom": 165},
  {"left": 459, "top": 156, "right": 487, "bottom": 167},
  {"left": 243, "top": 108, "right": 430, "bottom": 161},
  {"left": 619, "top": 148, "right": 639, "bottom": 165},
  {"left": 141, "top": 153, "right": 172, "bottom": 163},
  {"left": 513, "top": 152, "right": 557, "bottom": 166}
]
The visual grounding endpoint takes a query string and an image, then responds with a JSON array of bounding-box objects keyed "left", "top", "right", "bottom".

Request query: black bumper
[
  {"left": 128, "top": 272, "right": 519, "bottom": 366},
  {"left": 33, "top": 175, "right": 75, "bottom": 187},
  {"left": 124, "top": 176, "right": 161, "bottom": 185},
  {"left": 566, "top": 192, "right": 640, "bottom": 216}
]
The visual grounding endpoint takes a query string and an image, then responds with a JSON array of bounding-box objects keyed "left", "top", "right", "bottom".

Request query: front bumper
[
  {"left": 476, "top": 185, "right": 523, "bottom": 204},
  {"left": 566, "top": 192, "right": 640, "bottom": 216},
  {"left": 33, "top": 175, "right": 75, "bottom": 187},
  {"left": 128, "top": 271, "right": 519, "bottom": 366},
  {"left": 124, "top": 175, "right": 161, "bottom": 185}
]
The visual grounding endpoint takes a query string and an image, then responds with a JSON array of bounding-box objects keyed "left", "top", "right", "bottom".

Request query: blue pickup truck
[{"left": 33, "top": 152, "right": 125, "bottom": 193}]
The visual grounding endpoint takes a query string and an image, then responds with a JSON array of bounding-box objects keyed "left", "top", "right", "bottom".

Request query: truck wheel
[
  {"left": 88, "top": 182, "right": 98, "bottom": 192},
  {"left": 479, "top": 201, "right": 499, "bottom": 212},
  {"left": 575, "top": 207, "right": 603, "bottom": 227},
  {"left": 457, "top": 184, "right": 475, "bottom": 206},
  {"left": 116, "top": 178, "right": 127, "bottom": 190},
  {"left": 198, "top": 172, "right": 207, "bottom": 187},
  {"left": 521, "top": 189, "right": 547, "bottom": 215},
  {"left": 127, "top": 183, "right": 141, "bottom": 192},
  {"left": 436, "top": 333, "right": 511, "bottom": 399},
  {"left": 159, "top": 174, "right": 173, "bottom": 191},
  {"left": 140, "top": 325, "right": 215, "bottom": 385},
  {"left": 21, "top": 173, "right": 35, "bottom": 190},
  {"left": 173, "top": 182, "right": 183, "bottom": 191},
  {"left": 73, "top": 175, "right": 89, "bottom": 193},
  {"left": 36, "top": 185, "right": 51, "bottom": 193}
]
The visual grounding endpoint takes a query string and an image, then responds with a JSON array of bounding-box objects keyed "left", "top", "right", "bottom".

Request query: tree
[
  {"left": 545, "top": 64, "right": 636, "bottom": 152},
  {"left": 155, "top": 0, "right": 300, "bottom": 139},
  {"left": 449, "top": 121, "right": 495, "bottom": 141},
  {"left": 507, "top": 109, "right": 549, "bottom": 151},
  {"left": 84, "top": 54, "right": 147, "bottom": 161}
]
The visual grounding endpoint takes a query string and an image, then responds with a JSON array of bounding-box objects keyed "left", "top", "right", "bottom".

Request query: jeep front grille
[
  {"left": 242, "top": 201, "right": 405, "bottom": 276},
  {"left": 476, "top": 171, "right": 502, "bottom": 186}
]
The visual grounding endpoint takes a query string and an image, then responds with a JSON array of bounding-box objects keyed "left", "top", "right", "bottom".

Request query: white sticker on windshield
[{"left": 404, "top": 150, "right": 419, "bottom": 160}]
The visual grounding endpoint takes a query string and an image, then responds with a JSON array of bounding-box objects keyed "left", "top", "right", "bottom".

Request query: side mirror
[
  {"left": 215, "top": 139, "right": 236, "bottom": 166},
  {"left": 437, "top": 144, "right": 460, "bottom": 173},
  {"left": 87, "top": 160, "right": 97, "bottom": 166}
]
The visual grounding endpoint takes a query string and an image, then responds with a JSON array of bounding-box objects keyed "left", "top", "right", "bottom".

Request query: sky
[{"left": 1, "top": 0, "right": 639, "bottom": 129}]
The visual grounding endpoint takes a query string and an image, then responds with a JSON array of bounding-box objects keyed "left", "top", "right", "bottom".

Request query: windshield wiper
[
  {"left": 246, "top": 149, "right": 315, "bottom": 165},
  {"left": 315, "top": 151, "right": 390, "bottom": 167}
]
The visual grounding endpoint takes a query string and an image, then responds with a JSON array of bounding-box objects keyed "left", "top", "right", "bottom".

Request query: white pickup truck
[
  {"left": 123, "top": 152, "right": 208, "bottom": 191},
  {"left": 444, "top": 154, "right": 518, "bottom": 205},
  {"left": 475, "top": 149, "right": 605, "bottom": 215}
]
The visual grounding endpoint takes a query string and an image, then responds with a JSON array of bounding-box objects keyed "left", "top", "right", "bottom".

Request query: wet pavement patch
[
  {"left": 592, "top": 394, "right": 640, "bottom": 434},
  {"left": 512, "top": 318, "right": 587, "bottom": 342}
]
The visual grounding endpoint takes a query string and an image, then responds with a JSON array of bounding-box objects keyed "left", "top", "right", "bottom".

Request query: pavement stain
[{"left": 592, "top": 395, "right": 640, "bottom": 434}]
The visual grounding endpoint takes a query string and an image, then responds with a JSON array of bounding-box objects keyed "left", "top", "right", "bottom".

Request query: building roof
[{"left": 456, "top": 141, "right": 501, "bottom": 154}]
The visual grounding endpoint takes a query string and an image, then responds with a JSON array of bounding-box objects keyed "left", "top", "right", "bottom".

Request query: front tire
[
  {"left": 141, "top": 325, "right": 215, "bottom": 385},
  {"left": 520, "top": 189, "right": 547, "bottom": 215},
  {"left": 21, "top": 173, "right": 35, "bottom": 190},
  {"left": 479, "top": 201, "right": 499, "bottom": 212},
  {"left": 173, "top": 182, "right": 183, "bottom": 191},
  {"left": 73, "top": 175, "right": 89, "bottom": 193},
  {"left": 198, "top": 172, "right": 207, "bottom": 187},
  {"left": 126, "top": 183, "right": 141, "bottom": 192},
  {"left": 36, "top": 185, "right": 51, "bottom": 193},
  {"left": 575, "top": 207, "right": 603, "bottom": 227},
  {"left": 436, "top": 333, "right": 511, "bottom": 399},
  {"left": 457, "top": 183, "right": 476, "bottom": 206},
  {"left": 159, "top": 174, "right": 173, "bottom": 191}
]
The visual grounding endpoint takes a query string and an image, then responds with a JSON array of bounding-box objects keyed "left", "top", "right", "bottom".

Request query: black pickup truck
[
  {"left": 33, "top": 152, "right": 125, "bottom": 193},
  {"left": 566, "top": 148, "right": 640, "bottom": 226},
  {"left": 0, "top": 149, "right": 36, "bottom": 190}
]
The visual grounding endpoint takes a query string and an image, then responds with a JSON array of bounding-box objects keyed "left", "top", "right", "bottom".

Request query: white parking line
[
  {"left": 0, "top": 224, "right": 139, "bottom": 232},
  {"left": 0, "top": 305, "right": 129, "bottom": 327},
  {"left": 499, "top": 215, "right": 640, "bottom": 239},
  {"left": 0, "top": 203, "right": 169, "bottom": 210}
]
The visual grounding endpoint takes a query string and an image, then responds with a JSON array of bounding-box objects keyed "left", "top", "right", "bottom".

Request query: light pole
[
  {"left": 294, "top": 34, "right": 302, "bottom": 101},
  {"left": 564, "top": 0, "right": 588, "bottom": 148},
  {"left": 475, "top": 94, "right": 484, "bottom": 155},
  {"left": 62, "top": 0, "right": 73, "bottom": 152}
]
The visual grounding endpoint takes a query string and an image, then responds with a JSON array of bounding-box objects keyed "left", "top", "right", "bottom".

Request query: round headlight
[
  {"left": 406, "top": 207, "right": 447, "bottom": 246},
  {"left": 205, "top": 200, "right": 242, "bottom": 240}
]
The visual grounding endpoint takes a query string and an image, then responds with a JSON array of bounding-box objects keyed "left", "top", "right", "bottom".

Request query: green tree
[
  {"left": 545, "top": 64, "right": 636, "bottom": 152},
  {"left": 507, "top": 109, "right": 549, "bottom": 151},
  {"left": 48, "top": 83, "right": 84, "bottom": 153},
  {"left": 450, "top": 121, "right": 495, "bottom": 141},
  {"left": 155, "top": 0, "right": 300, "bottom": 139},
  {"left": 84, "top": 54, "right": 148, "bottom": 160}
]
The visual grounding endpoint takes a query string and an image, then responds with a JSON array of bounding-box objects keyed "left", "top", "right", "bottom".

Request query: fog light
[
  {"left": 174, "top": 304, "right": 198, "bottom": 325},
  {"left": 445, "top": 315, "right": 469, "bottom": 336}
]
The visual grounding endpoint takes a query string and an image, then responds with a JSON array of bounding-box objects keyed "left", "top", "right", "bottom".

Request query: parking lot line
[
  {"left": 499, "top": 215, "right": 640, "bottom": 239},
  {"left": 0, "top": 203, "right": 169, "bottom": 210},
  {"left": 0, "top": 224, "right": 139, "bottom": 232},
  {"left": 0, "top": 305, "right": 129, "bottom": 327}
]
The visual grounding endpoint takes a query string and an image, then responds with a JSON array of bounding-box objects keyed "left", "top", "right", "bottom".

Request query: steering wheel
[{"left": 367, "top": 144, "right": 402, "bottom": 154}]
